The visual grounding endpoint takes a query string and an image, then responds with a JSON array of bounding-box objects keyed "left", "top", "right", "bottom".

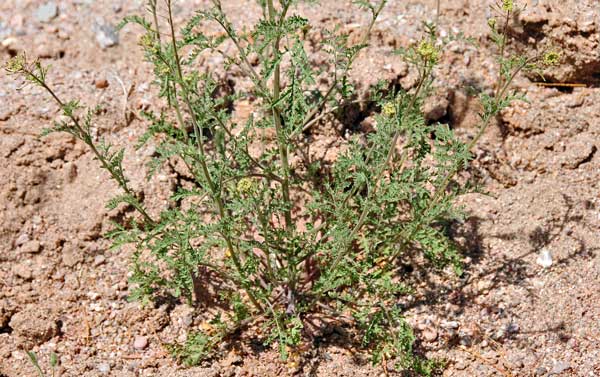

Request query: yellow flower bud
[
  {"left": 417, "top": 40, "right": 439, "bottom": 62},
  {"left": 543, "top": 51, "right": 561, "bottom": 66},
  {"left": 502, "top": 0, "right": 514, "bottom": 12},
  {"left": 139, "top": 33, "right": 154, "bottom": 48},
  {"left": 382, "top": 102, "right": 396, "bottom": 117},
  {"left": 158, "top": 65, "right": 170, "bottom": 76},
  {"left": 236, "top": 177, "right": 255, "bottom": 195}
]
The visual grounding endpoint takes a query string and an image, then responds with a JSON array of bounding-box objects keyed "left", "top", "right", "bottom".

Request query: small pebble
[
  {"left": 94, "top": 22, "right": 119, "bottom": 49},
  {"left": 0, "top": 21, "right": 10, "bottom": 39},
  {"left": 551, "top": 361, "right": 571, "bottom": 374},
  {"left": 62, "top": 245, "right": 83, "bottom": 267},
  {"left": 133, "top": 335, "right": 149, "bottom": 350},
  {"left": 477, "top": 279, "right": 493, "bottom": 292},
  {"left": 14, "top": 264, "right": 33, "bottom": 280},
  {"left": 95, "top": 78, "right": 109, "bottom": 89},
  {"left": 535, "top": 366, "right": 547, "bottom": 376},
  {"left": 143, "top": 145, "right": 157, "bottom": 158},
  {"left": 536, "top": 249, "right": 553, "bottom": 268},
  {"left": 507, "top": 323, "right": 520, "bottom": 334},
  {"left": 87, "top": 291, "right": 100, "bottom": 300},
  {"left": 422, "top": 329, "right": 438, "bottom": 342},
  {"left": 93, "top": 255, "right": 106, "bottom": 266},
  {"left": 567, "top": 337, "right": 579, "bottom": 349},
  {"left": 441, "top": 321, "right": 460, "bottom": 329},
  {"left": 15, "top": 233, "right": 30, "bottom": 247},
  {"left": 21, "top": 240, "right": 41, "bottom": 254},
  {"left": 459, "top": 331, "right": 472, "bottom": 346},
  {"left": 493, "top": 327, "right": 506, "bottom": 340},
  {"left": 97, "top": 362, "right": 111, "bottom": 374},
  {"left": 511, "top": 359, "right": 525, "bottom": 369},
  {"left": 35, "top": 2, "right": 59, "bottom": 23}
]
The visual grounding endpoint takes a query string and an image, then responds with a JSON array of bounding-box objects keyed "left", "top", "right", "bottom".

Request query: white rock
[
  {"left": 15, "top": 233, "right": 30, "bottom": 246},
  {"left": 536, "top": 249, "right": 553, "bottom": 268},
  {"left": 94, "top": 21, "right": 119, "bottom": 49},
  {"left": 97, "top": 362, "right": 110, "bottom": 374},
  {"left": 551, "top": 361, "right": 571, "bottom": 374},
  {"left": 35, "top": 2, "right": 59, "bottom": 23},
  {"left": 441, "top": 320, "right": 460, "bottom": 329}
]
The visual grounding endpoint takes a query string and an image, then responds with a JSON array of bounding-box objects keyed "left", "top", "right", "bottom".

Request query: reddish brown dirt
[{"left": 1, "top": 1, "right": 599, "bottom": 376}]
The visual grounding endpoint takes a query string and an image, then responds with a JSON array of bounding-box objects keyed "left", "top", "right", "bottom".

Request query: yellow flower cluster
[
  {"left": 184, "top": 74, "right": 195, "bottom": 85},
  {"left": 382, "top": 102, "right": 396, "bottom": 117},
  {"left": 543, "top": 51, "right": 561, "bottom": 66},
  {"left": 139, "top": 33, "right": 160, "bottom": 54},
  {"left": 417, "top": 40, "right": 439, "bottom": 62},
  {"left": 502, "top": 0, "right": 514, "bottom": 12},
  {"left": 236, "top": 177, "right": 255, "bottom": 195},
  {"left": 158, "top": 65, "right": 170, "bottom": 76}
]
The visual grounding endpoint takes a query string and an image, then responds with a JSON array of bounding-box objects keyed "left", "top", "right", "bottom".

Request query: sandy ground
[{"left": 1, "top": 0, "right": 599, "bottom": 376}]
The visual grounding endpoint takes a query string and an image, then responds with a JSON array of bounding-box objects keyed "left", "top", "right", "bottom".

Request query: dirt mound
[{"left": 513, "top": 0, "right": 599, "bottom": 83}]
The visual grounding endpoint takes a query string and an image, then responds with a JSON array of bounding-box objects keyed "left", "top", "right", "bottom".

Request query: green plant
[
  {"left": 6, "top": 0, "right": 558, "bottom": 373},
  {"left": 26, "top": 351, "right": 58, "bottom": 377}
]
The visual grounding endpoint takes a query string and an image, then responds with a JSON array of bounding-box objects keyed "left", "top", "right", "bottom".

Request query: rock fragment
[
  {"left": 0, "top": 21, "right": 9, "bottom": 34},
  {"left": 62, "top": 243, "right": 84, "bottom": 267},
  {"left": 14, "top": 263, "right": 33, "bottom": 280},
  {"left": 95, "top": 78, "right": 109, "bottom": 89},
  {"left": 94, "top": 21, "right": 119, "bottom": 49},
  {"left": 35, "top": 2, "right": 59, "bottom": 23},
  {"left": 560, "top": 135, "right": 596, "bottom": 169},
  {"left": 93, "top": 255, "right": 106, "bottom": 266},
  {"left": 97, "top": 362, "right": 111, "bottom": 374},
  {"left": 21, "top": 240, "right": 41, "bottom": 254},
  {"left": 9, "top": 307, "right": 59, "bottom": 348},
  {"left": 133, "top": 335, "right": 149, "bottom": 350},
  {"left": 422, "top": 93, "right": 449, "bottom": 121},
  {"left": 422, "top": 328, "right": 438, "bottom": 342},
  {"left": 536, "top": 249, "right": 553, "bottom": 268},
  {"left": 15, "top": 233, "right": 30, "bottom": 247},
  {"left": 551, "top": 361, "right": 571, "bottom": 375}
]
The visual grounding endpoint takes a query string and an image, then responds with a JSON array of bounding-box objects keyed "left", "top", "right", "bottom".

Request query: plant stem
[
  {"left": 386, "top": 13, "right": 533, "bottom": 265},
  {"left": 266, "top": 0, "right": 293, "bottom": 232},
  {"left": 166, "top": 0, "right": 263, "bottom": 312},
  {"left": 495, "top": 8, "right": 511, "bottom": 98},
  {"left": 25, "top": 71, "right": 155, "bottom": 225},
  {"left": 300, "top": 0, "right": 387, "bottom": 131},
  {"left": 210, "top": 0, "right": 269, "bottom": 96},
  {"left": 327, "top": 63, "right": 431, "bottom": 275},
  {"left": 266, "top": 0, "right": 298, "bottom": 306},
  {"left": 149, "top": 0, "right": 161, "bottom": 43}
]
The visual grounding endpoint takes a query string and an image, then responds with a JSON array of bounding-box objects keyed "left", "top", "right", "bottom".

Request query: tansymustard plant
[{"left": 6, "top": 0, "right": 555, "bottom": 374}]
